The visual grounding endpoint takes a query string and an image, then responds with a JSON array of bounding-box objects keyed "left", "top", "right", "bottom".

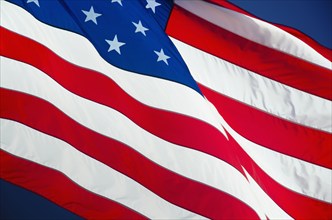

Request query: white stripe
[
  {"left": 1, "top": 56, "right": 327, "bottom": 214},
  {"left": 206, "top": 100, "right": 332, "bottom": 203},
  {"left": 171, "top": 38, "right": 332, "bottom": 133},
  {"left": 174, "top": 0, "right": 332, "bottom": 69},
  {"left": 0, "top": 118, "right": 202, "bottom": 219},
  {"left": 240, "top": 137, "right": 332, "bottom": 203},
  {"left": 242, "top": 168, "right": 293, "bottom": 220},
  {"left": 0, "top": 0, "right": 226, "bottom": 138}
]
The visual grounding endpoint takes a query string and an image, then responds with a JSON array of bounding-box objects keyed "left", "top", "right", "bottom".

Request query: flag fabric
[{"left": 1, "top": 0, "right": 331, "bottom": 219}]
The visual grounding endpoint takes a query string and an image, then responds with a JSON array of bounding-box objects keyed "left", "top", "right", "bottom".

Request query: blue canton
[{"left": 8, "top": 0, "right": 202, "bottom": 94}]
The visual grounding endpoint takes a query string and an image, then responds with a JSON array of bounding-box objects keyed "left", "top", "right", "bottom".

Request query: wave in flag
[{"left": 1, "top": 0, "right": 331, "bottom": 219}]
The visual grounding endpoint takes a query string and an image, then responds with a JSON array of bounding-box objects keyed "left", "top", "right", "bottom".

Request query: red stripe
[
  {"left": 0, "top": 150, "right": 147, "bottom": 219},
  {"left": 199, "top": 84, "right": 332, "bottom": 169},
  {"left": 234, "top": 138, "right": 332, "bottom": 220},
  {"left": 217, "top": 121, "right": 332, "bottom": 219},
  {"left": 207, "top": 0, "right": 332, "bottom": 61},
  {"left": 273, "top": 25, "right": 332, "bottom": 61},
  {"left": 0, "top": 88, "right": 260, "bottom": 219},
  {"left": 166, "top": 5, "right": 332, "bottom": 100}
]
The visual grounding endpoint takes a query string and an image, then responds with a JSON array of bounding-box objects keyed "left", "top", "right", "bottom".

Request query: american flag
[{"left": 1, "top": 0, "right": 331, "bottom": 219}]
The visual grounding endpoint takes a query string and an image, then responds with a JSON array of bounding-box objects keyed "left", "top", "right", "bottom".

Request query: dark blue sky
[{"left": 228, "top": 0, "right": 332, "bottom": 49}]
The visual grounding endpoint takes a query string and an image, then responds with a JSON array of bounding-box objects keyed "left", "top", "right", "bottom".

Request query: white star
[
  {"left": 132, "top": 20, "right": 149, "bottom": 36},
  {"left": 146, "top": 0, "right": 160, "bottom": 13},
  {"left": 105, "top": 35, "right": 126, "bottom": 55},
  {"left": 82, "top": 6, "right": 102, "bottom": 25},
  {"left": 111, "top": 0, "right": 123, "bottom": 6},
  {"left": 27, "top": 0, "right": 40, "bottom": 7},
  {"left": 154, "top": 49, "right": 170, "bottom": 65}
]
